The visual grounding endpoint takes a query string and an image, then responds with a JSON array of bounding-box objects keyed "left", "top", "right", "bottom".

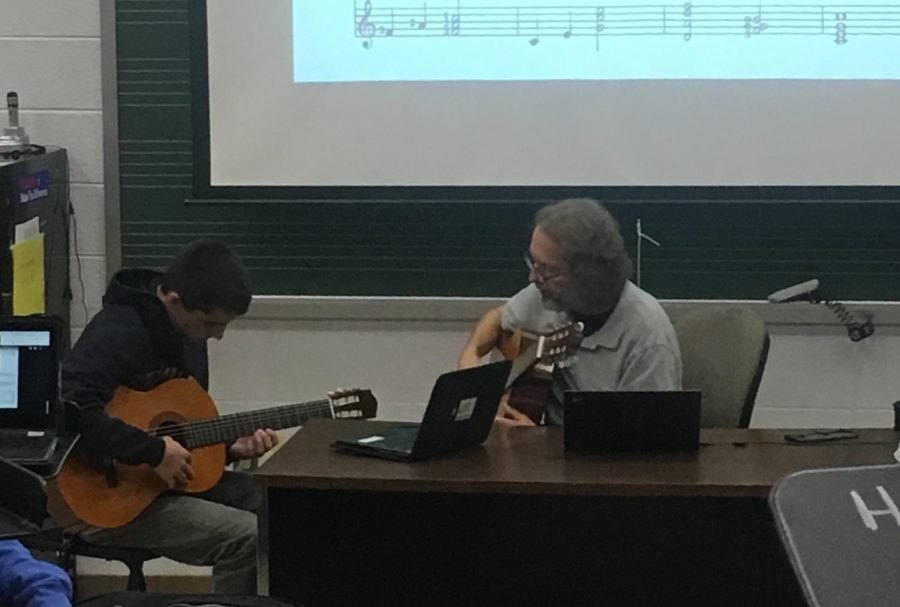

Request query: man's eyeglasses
[{"left": 524, "top": 252, "right": 565, "bottom": 281}]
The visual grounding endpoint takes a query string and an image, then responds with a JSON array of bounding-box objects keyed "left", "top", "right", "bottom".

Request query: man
[
  {"left": 61, "top": 240, "right": 278, "bottom": 594},
  {"left": 0, "top": 540, "right": 72, "bottom": 607},
  {"left": 458, "top": 198, "right": 681, "bottom": 427}
]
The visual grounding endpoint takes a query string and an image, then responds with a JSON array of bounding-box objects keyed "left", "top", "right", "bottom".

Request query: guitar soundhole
[{"left": 152, "top": 415, "right": 189, "bottom": 446}]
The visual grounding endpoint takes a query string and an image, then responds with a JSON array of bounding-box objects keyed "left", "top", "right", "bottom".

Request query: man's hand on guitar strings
[
  {"left": 154, "top": 435, "right": 194, "bottom": 490},
  {"left": 228, "top": 428, "right": 280, "bottom": 460},
  {"left": 495, "top": 398, "right": 536, "bottom": 428}
]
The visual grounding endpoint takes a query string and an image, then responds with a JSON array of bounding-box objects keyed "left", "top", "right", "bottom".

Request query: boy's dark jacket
[{"left": 61, "top": 269, "right": 208, "bottom": 466}]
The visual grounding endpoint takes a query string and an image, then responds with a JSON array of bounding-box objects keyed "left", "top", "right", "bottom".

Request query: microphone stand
[{"left": 636, "top": 218, "right": 661, "bottom": 288}]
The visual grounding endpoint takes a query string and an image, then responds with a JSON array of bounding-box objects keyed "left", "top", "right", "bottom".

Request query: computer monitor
[{"left": 0, "top": 316, "right": 61, "bottom": 430}]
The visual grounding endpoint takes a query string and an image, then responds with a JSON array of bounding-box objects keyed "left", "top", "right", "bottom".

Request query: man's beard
[
  {"left": 540, "top": 287, "right": 581, "bottom": 313},
  {"left": 540, "top": 293, "right": 565, "bottom": 311}
]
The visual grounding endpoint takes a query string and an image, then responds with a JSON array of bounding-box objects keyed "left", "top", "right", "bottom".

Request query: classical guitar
[
  {"left": 55, "top": 378, "right": 377, "bottom": 528},
  {"left": 499, "top": 323, "right": 583, "bottom": 424}
]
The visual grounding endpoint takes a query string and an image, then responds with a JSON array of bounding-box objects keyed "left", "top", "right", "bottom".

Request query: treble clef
[{"left": 357, "top": 0, "right": 376, "bottom": 49}]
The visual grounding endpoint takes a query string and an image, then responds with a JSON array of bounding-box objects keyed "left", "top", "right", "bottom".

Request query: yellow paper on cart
[{"left": 11, "top": 234, "right": 45, "bottom": 315}]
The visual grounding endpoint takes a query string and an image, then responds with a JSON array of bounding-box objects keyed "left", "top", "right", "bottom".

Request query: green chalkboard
[{"left": 116, "top": 0, "right": 900, "bottom": 299}]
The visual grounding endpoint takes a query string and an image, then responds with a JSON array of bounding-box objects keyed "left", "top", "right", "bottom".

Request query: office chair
[
  {"left": 21, "top": 514, "right": 159, "bottom": 592},
  {"left": 769, "top": 464, "right": 900, "bottom": 607},
  {"left": 26, "top": 530, "right": 158, "bottom": 592},
  {"left": 1, "top": 454, "right": 155, "bottom": 591},
  {"left": 0, "top": 457, "right": 47, "bottom": 537},
  {"left": 673, "top": 307, "right": 770, "bottom": 428},
  {"left": 75, "top": 591, "right": 297, "bottom": 606}
]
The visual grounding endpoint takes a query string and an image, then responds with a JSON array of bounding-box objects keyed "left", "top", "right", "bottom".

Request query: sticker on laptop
[
  {"left": 357, "top": 435, "right": 384, "bottom": 444},
  {"left": 454, "top": 397, "right": 477, "bottom": 421}
]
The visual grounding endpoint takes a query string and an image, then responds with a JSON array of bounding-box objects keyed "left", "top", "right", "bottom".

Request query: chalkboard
[
  {"left": 116, "top": 1, "right": 900, "bottom": 299},
  {"left": 770, "top": 463, "right": 900, "bottom": 607}
]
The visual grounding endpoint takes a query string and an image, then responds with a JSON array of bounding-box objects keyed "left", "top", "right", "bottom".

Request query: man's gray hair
[{"left": 534, "top": 198, "right": 633, "bottom": 311}]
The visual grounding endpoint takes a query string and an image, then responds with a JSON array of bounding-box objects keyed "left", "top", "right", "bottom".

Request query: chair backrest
[
  {"left": 0, "top": 456, "right": 47, "bottom": 528},
  {"left": 770, "top": 464, "right": 900, "bottom": 607},
  {"left": 673, "top": 307, "right": 770, "bottom": 428}
]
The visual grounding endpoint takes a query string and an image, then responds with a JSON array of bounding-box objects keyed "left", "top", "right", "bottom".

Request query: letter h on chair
[{"left": 673, "top": 307, "right": 770, "bottom": 428}]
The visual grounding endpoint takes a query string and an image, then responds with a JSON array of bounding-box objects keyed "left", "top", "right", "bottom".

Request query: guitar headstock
[
  {"left": 328, "top": 388, "right": 378, "bottom": 420},
  {"left": 534, "top": 322, "right": 583, "bottom": 367}
]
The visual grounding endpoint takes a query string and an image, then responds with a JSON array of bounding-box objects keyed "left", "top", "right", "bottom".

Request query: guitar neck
[
  {"left": 173, "top": 399, "right": 334, "bottom": 449},
  {"left": 506, "top": 339, "right": 542, "bottom": 390}
]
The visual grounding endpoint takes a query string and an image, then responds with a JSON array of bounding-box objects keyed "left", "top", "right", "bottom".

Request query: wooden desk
[{"left": 256, "top": 420, "right": 898, "bottom": 606}]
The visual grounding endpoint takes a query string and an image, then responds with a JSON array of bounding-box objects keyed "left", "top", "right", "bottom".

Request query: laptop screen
[
  {"left": 564, "top": 391, "right": 701, "bottom": 453},
  {"left": 0, "top": 318, "right": 60, "bottom": 429}
]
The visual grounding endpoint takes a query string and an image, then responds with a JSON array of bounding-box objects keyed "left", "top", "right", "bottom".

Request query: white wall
[
  {"left": 214, "top": 298, "right": 900, "bottom": 432},
  {"left": 0, "top": 0, "right": 108, "bottom": 331}
]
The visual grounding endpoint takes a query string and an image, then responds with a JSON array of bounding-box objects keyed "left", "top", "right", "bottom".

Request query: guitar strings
[
  {"left": 145, "top": 398, "right": 331, "bottom": 435},
  {"left": 142, "top": 397, "right": 345, "bottom": 444}
]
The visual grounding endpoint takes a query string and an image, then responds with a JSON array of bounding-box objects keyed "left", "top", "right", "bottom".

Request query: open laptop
[
  {"left": 332, "top": 360, "right": 512, "bottom": 462},
  {"left": 564, "top": 390, "right": 702, "bottom": 453},
  {"left": 0, "top": 456, "right": 47, "bottom": 539},
  {"left": 0, "top": 316, "right": 64, "bottom": 467}
]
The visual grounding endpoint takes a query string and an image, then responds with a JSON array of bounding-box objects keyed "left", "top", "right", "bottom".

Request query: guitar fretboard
[{"left": 153, "top": 399, "right": 334, "bottom": 449}]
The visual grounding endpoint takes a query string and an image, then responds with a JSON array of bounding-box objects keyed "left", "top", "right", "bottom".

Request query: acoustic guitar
[
  {"left": 499, "top": 323, "right": 583, "bottom": 424},
  {"left": 55, "top": 378, "right": 377, "bottom": 529}
]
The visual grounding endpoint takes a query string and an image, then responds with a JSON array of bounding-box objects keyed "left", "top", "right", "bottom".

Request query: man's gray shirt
[{"left": 501, "top": 281, "right": 682, "bottom": 425}]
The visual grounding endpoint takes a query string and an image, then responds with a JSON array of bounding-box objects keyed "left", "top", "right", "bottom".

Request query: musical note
[
  {"left": 595, "top": 6, "right": 605, "bottom": 50},
  {"left": 752, "top": 13, "right": 767, "bottom": 34},
  {"left": 380, "top": 9, "right": 396, "bottom": 37},
  {"left": 409, "top": 3, "right": 427, "bottom": 30},
  {"left": 357, "top": 0, "right": 377, "bottom": 49},
  {"left": 563, "top": 11, "right": 573, "bottom": 39},
  {"left": 744, "top": 3, "right": 768, "bottom": 36},
  {"left": 444, "top": 0, "right": 461, "bottom": 36},
  {"left": 683, "top": 2, "right": 693, "bottom": 41},
  {"left": 529, "top": 19, "right": 541, "bottom": 45},
  {"left": 834, "top": 11, "right": 848, "bottom": 44}
]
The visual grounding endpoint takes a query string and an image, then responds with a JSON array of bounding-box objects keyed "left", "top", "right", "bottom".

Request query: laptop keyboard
[
  {"left": 377, "top": 425, "right": 420, "bottom": 453},
  {"left": 0, "top": 432, "right": 57, "bottom": 462}
]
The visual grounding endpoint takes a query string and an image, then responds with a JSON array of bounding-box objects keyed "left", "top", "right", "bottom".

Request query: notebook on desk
[
  {"left": 564, "top": 390, "right": 702, "bottom": 453},
  {"left": 0, "top": 316, "right": 65, "bottom": 467},
  {"left": 332, "top": 360, "right": 512, "bottom": 462}
]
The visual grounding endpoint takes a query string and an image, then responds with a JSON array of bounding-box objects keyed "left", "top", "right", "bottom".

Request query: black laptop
[
  {"left": 0, "top": 456, "right": 47, "bottom": 539},
  {"left": 0, "top": 316, "right": 64, "bottom": 467},
  {"left": 332, "top": 360, "right": 512, "bottom": 462},
  {"left": 564, "top": 390, "right": 702, "bottom": 453}
]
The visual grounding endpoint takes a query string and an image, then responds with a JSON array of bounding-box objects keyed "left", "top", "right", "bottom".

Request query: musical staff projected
[{"left": 292, "top": 0, "right": 900, "bottom": 81}]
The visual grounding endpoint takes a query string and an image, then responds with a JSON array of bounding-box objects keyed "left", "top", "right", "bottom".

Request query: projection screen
[{"left": 204, "top": 0, "right": 900, "bottom": 188}]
